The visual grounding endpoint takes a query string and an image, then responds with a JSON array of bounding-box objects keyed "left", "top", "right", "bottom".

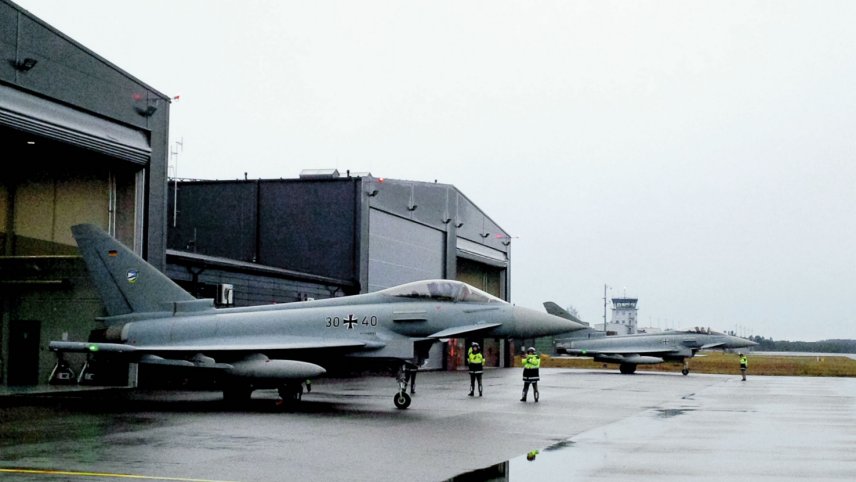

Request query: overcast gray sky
[{"left": 16, "top": 0, "right": 856, "bottom": 341}]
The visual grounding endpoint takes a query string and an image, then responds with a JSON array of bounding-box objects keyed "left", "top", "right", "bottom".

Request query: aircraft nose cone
[{"left": 512, "top": 305, "right": 584, "bottom": 338}]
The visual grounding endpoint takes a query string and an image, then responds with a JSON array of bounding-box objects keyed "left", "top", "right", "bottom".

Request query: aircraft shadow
[{"left": 4, "top": 388, "right": 362, "bottom": 415}]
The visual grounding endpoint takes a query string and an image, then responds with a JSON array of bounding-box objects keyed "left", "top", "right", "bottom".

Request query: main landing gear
[
  {"left": 393, "top": 364, "right": 412, "bottom": 409},
  {"left": 682, "top": 360, "right": 690, "bottom": 376},
  {"left": 278, "top": 383, "right": 304, "bottom": 402}
]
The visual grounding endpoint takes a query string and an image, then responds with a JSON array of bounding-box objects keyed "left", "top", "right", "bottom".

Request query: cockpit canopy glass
[
  {"left": 381, "top": 280, "right": 505, "bottom": 304},
  {"left": 686, "top": 327, "right": 724, "bottom": 335}
]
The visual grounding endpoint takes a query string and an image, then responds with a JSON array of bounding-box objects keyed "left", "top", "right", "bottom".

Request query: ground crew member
[
  {"left": 739, "top": 353, "right": 748, "bottom": 381},
  {"left": 521, "top": 347, "right": 540, "bottom": 402},
  {"left": 467, "top": 342, "right": 484, "bottom": 396}
]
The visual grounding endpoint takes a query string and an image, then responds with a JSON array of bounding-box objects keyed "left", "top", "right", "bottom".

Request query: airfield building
[
  {"left": 603, "top": 297, "right": 639, "bottom": 335},
  {"left": 165, "top": 172, "right": 512, "bottom": 371},
  {"left": 0, "top": 2, "right": 516, "bottom": 386},
  {"left": 0, "top": 0, "right": 171, "bottom": 386}
]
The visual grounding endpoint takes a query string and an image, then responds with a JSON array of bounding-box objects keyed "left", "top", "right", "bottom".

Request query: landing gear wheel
[
  {"left": 619, "top": 363, "right": 637, "bottom": 374},
  {"left": 681, "top": 368, "right": 689, "bottom": 376},
  {"left": 393, "top": 391, "right": 412, "bottom": 409}
]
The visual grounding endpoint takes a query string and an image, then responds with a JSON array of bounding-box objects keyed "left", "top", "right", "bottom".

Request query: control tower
[{"left": 609, "top": 297, "right": 639, "bottom": 334}]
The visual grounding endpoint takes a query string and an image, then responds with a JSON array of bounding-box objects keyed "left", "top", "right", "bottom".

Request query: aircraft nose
[
  {"left": 512, "top": 305, "right": 585, "bottom": 338},
  {"left": 729, "top": 335, "right": 757, "bottom": 348}
]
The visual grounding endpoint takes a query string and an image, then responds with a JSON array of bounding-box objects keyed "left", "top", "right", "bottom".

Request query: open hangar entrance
[{"left": 0, "top": 128, "right": 146, "bottom": 385}]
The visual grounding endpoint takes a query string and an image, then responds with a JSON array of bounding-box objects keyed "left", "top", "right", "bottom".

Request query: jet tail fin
[
  {"left": 543, "top": 302, "right": 589, "bottom": 326},
  {"left": 72, "top": 224, "right": 196, "bottom": 317}
]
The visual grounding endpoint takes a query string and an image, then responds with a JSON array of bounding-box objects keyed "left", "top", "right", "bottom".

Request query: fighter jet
[
  {"left": 549, "top": 304, "right": 757, "bottom": 375},
  {"left": 49, "top": 224, "right": 584, "bottom": 409}
]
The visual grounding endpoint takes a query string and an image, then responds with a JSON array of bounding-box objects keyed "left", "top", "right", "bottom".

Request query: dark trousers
[
  {"left": 522, "top": 381, "right": 539, "bottom": 398},
  {"left": 469, "top": 372, "right": 483, "bottom": 394},
  {"left": 406, "top": 369, "right": 416, "bottom": 393}
]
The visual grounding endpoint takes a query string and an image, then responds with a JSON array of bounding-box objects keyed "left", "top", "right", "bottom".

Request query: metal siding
[
  {"left": 368, "top": 209, "right": 444, "bottom": 292},
  {"left": 258, "top": 180, "right": 356, "bottom": 281},
  {"left": 0, "top": 2, "right": 20, "bottom": 85},
  {"left": 367, "top": 179, "right": 412, "bottom": 216},
  {"left": 168, "top": 182, "right": 259, "bottom": 262},
  {"left": 166, "top": 264, "right": 341, "bottom": 306},
  {"left": 411, "top": 182, "right": 449, "bottom": 227},
  {"left": 8, "top": 7, "right": 169, "bottom": 130}
]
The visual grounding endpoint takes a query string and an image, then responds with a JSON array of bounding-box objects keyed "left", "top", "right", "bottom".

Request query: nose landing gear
[{"left": 394, "top": 364, "right": 413, "bottom": 409}]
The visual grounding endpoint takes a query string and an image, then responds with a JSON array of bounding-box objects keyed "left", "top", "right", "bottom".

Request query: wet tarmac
[{"left": 2, "top": 368, "right": 854, "bottom": 481}]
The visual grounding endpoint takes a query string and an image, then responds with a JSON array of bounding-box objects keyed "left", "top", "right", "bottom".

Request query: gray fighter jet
[
  {"left": 49, "top": 224, "right": 584, "bottom": 408},
  {"left": 550, "top": 304, "right": 757, "bottom": 375}
]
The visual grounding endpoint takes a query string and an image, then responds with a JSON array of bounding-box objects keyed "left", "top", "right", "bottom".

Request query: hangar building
[
  {"left": 0, "top": 0, "right": 172, "bottom": 386},
  {"left": 166, "top": 172, "right": 512, "bottom": 370}
]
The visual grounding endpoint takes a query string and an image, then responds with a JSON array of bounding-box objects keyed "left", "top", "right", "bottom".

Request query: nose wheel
[{"left": 394, "top": 391, "right": 412, "bottom": 409}]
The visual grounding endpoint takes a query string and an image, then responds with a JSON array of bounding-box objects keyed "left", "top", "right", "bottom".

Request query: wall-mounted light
[
  {"left": 137, "top": 105, "right": 158, "bottom": 117},
  {"left": 366, "top": 188, "right": 379, "bottom": 197},
  {"left": 407, "top": 204, "right": 418, "bottom": 211},
  {"left": 13, "top": 57, "right": 38, "bottom": 72},
  {"left": 480, "top": 232, "right": 490, "bottom": 238}
]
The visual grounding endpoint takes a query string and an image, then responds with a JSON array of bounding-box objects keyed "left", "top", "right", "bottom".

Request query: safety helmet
[
  {"left": 471, "top": 342, "right": 480, "bottom": 348},
  {"left": 527, "top": 347, "right": 536, "bottom": 354}
]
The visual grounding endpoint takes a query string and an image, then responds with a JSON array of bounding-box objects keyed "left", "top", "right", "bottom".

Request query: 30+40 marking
[{"left": 326, "top": 314, "right": 378, "bottom": 329}]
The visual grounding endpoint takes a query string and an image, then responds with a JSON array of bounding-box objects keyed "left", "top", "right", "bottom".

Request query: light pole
[
  {"left": 603, "top": 284, "right": 612, "bottom": 333},
  {"left": 170, "top": 138, "right": 183, "bottom": 227}
]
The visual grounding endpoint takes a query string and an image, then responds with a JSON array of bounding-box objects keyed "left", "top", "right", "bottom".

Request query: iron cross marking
[{"left": 343, "top": 314, "right": 358, "bottom": 329}]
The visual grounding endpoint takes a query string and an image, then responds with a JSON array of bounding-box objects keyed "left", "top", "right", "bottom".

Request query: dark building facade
[{"left": 0, "top": 0, "right": 171, "bottom": 385}]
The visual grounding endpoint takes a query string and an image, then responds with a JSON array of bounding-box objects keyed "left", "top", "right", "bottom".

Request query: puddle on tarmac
[
  {"left": 444, "top": 438, "right": 578, "bottom": 481},
  {"left": 446, "top": 407, "right": 696, "bottom": 480},
  {"left": 655, "top": 408, "right": 694, "bottom": 418}
]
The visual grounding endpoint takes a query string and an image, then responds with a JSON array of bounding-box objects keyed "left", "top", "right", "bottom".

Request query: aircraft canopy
[{"left": 381, "top": 280, "right": 504, "bottom": 304}]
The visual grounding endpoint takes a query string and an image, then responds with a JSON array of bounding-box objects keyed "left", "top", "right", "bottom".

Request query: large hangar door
[
  {"left": 456, "top": 238, "right": 507, "bottom": 298},
  {"left": 0, "top": 85, "right": 151, "bottom": 165},
  {"left": 368, "top": 209, "right": 444, "bottom": 293},
  {"left": 457, "top": 258, "right": 502, "bottom": 297}
]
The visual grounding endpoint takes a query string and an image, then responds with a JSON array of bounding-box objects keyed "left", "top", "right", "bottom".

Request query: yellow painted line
[{"left": 0, "top": 467, "right": 238, "bottom": 482}]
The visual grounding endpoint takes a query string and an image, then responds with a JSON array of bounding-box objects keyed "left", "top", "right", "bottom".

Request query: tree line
[{"left": 747, "top": 336, "right": 856, "bottom": 354}]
